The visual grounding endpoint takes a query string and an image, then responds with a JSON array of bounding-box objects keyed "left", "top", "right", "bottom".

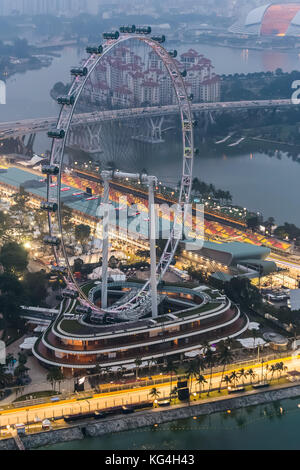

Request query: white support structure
[
  {"left": 100, "top": 170, "right": 158, "bottom": 315},
  {"left": 101, "top": 172, "right": 110, "bottom": 309},
  {"left": 148, "top": 176, "right": 158, "bottom": 318}
]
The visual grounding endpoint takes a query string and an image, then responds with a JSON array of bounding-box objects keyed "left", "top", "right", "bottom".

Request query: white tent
[
  {"left": 17, "top": 154, "right": 44, "bottom": 167},
  {"left": 19, "top": 337, "right": 37, "bottom": 350},
  {"left": 238, "top": 338, "right": 267, "bottom": 349},
  {"left": 88, "top": 267, "right": 126, "bottom": 282}
]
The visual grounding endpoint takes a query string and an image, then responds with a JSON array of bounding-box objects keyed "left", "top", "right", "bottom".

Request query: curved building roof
[
  {"left": 245, "top": 4, "right": 270, "bottom": 26},
  {"left": 230, "top": 3, "right": 300, "bottom": 36}
]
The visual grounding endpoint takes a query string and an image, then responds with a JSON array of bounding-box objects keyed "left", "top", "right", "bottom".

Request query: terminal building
[{"left": 32, "top": 283, "right": 249, "bottom": 373}]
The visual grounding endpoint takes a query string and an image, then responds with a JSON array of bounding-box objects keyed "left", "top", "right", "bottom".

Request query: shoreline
[{"left": 1, "top": 381, "right": 300, "bottom": 450}]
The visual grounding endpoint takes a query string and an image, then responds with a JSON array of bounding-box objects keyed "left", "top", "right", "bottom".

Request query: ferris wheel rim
[{"left": 47, "top": 33, "right": 195, "bottom": 314}]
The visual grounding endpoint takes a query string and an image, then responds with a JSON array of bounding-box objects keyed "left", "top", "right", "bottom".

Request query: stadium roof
[
  {"left": 196, "top": 240, "right": 270, "bottom": 267},
  {"left": 229, "top": 3, "right": 300, "bottom": 37}
]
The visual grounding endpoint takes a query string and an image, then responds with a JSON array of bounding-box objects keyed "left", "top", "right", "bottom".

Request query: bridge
[{"left": 0, "top": 99, "right": 295, "bottom": 153}]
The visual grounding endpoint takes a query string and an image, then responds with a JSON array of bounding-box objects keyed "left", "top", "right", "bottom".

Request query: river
[
  {"left": 1, "top": 43, "right": 300, "bottom": 226},
  {"left": 41, "top": 397, "right": 300, "bottom": 450}
]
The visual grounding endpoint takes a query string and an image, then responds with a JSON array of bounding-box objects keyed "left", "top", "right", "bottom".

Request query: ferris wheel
[{"left": 42, "top": 26, "right": 195, "bottom": 319}]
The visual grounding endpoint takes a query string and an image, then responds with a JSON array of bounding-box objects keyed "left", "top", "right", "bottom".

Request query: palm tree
[
  {"left": 264, "top": 363, "right": 270, "bottom": 382},
  {"left": 276, "top": 362, "right": 287, "bottom": 382},
  {"left": 46, "top": 367, "right": 64, "bottom": 392},
  {"left": 246, "top": 368, "right": 257, "bottom": 385},
  {"left": 165, "top": 358, "right": 178, "bottom": 398},
  {"left": 205, "top": 347, "right": 215, "bottom": 396},
  {"left": 260, "top": 359, "right": 265, "bottom": 383},
  {"left": 170, "top": 386, "right": 178, "bottom": 402},
  {"left": 185, "top": 360, "right": 198, "bottom": 394},
  {"left": 269, "top": 364, "right": 277, "bottom": 383},
  {"left": 230, "top": 371, "right": 238, "bottom": 388},
  {"left": 134, "top": 358, "right": 142, "bottom": 380},
  {"left": 196, "top": 356, "right": 206, "bottom": 376},
  {"left": 237, "top": 368, "right": 246, "bottom": 385},
  {"left": 222, "top": 375, "right": 232, "bottom": 390},
  {"left": 149, "top": 387, "right": 161, "bottom": 403},
  {"left": 196, "top": 374, "right": 207, "bottom": 397},
  {"left": 218, "top": 344, "right": 233, "bottom": 393}
]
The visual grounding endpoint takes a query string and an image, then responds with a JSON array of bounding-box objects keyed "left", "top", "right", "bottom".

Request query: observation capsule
[
  {"left": 135, "top": 26, "right": 151, "bottom": 35},
  {"left": 71, "top": 67, "right": 88, "bottom": 77},
  {"left": 120, "top": 25, "right": 136, "bottom": 34},
  {"left": 43, "top": 236, "right": 61, "bottom": 247},
  {"left": 62, "top": 289, "right": 80, "bottom": 300},
  {"left": 103, "top": 31, "right": 120, "bottom": 40},
  {"left": 57, "top": 95, "right": 75, "bottom": 106},
  {"left": 42, "top": 165, "right": 59, "bottom": 176},
  {"left": 47, "top": 129, "right": 65, "bottom": 139},
  {"left": 86, "top": 45, "right": 103, "bottom": 55},
  {"left": 40, "top": 202, "right": 58, "bottom": 212},
  {"left": 151, "top": 35, "right": 166, "bottom": 43},
  {"left": 168, "top": 50, "right": 177, "bottom": 58},
  {"left": 75, "top": 305, "right": 92, "bottom": 315}
]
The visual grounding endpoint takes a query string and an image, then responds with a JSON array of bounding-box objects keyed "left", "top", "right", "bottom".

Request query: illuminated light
[{"left": 227, "top": 410, "right": 231, "bottom": 414}]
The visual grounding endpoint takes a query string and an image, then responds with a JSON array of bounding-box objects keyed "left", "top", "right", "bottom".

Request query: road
[
  {"left": 1, "top": 352, "right": 300, "bottom": 429},
  {"left": 0, "top": 99, "right": 296, "bottom": 140}
]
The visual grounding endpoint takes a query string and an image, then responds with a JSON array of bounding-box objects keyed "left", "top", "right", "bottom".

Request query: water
[
  {"left": 1, "top": 43, "right": 300, "bottom": 225},
  {"left": 175, "top": 42, "right": 300, "bottom": 75},
  {"left": 41, "top": 397, "right": 300, "bottom": 450}
]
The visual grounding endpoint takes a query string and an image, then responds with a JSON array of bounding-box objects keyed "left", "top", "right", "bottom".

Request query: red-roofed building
[{"left": 112, "top": 86, "right": 133, "bottom": 107}]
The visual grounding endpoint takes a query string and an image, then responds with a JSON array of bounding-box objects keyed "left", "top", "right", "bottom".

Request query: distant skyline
[{"left": 0, "top": 0, "right": 279, "bottom": 19}]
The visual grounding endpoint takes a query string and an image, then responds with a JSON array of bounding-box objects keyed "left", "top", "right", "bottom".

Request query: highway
[
  {"left": 0, "top": 99, "right": 296, "bottom": 140},
  {"left": 1, "top": 352, "right": 300, "bottom": 429}
]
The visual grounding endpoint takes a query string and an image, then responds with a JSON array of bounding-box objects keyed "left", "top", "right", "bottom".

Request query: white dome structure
[{"left": 229, "top": 3, "right": 300, "bottom": 36}]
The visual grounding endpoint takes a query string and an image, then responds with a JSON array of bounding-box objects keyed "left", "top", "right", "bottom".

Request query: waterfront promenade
[{"left": 1, "top": 350, "right": 300, "bottom": 430}]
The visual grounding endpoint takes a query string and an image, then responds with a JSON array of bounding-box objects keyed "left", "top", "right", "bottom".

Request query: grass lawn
[{"left": 14, "top": 390, "right": 60, "bottom": 402}]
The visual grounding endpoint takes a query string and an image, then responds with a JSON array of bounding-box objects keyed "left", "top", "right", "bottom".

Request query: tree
[
  {"left": 246, "top": 368, "right": 257, "bottom": 385},
  {"left": 218, "top": 343, "right": 233, "bottom": 393},
  {"left": 14, "top": 364, "right": 30, "bottom": 382},
  {"left": 149, "top": 387, "right": 161, "bottom": 402},
  {"left": 237, "top": 368, "right": 246, "bottom": 385},
  {"left": 0, "top": 272, "right": 25, "bottom": 328},
  {"left": 75, "top": 224, "right": 91, "bottom": 253},
  {"left": 185, "top": 360, "right": 198, "bottom": 394},
  {"left": 134, "top": 358, "right": 142, "bottom": 380},
  {"left": 204, "top": 346, "right": 215, "bottom": 396},
  {"left": 32, "top": 209, "right": 48, "bottom": 239},
  {"left": 0, "top": 211, "right": 12, "bottom": 244},
  {"left": 10, "top": 187, "right": 31, "bottom": 235},
  {"left": 196, "top": 374, "right": 207, "bottom": 397},
  {"left": 0, "top": 242, "right": 29, "bottom": 274},
  {"left": 222, "top": 374, "right": 232, "bottom": 390},
  {"left": 164, "top": 358, "right": 178, "bottom": 398},
  {"left": 224, "top": 277, "right": 262, "bottom": 311},
  {"left": 230, "top": 371, "right": 238, "bottom": 388},
  {"left": 0, "top": 364, "right": 13, "bottom": 390},
  {"left": 22, "top": 271, "right": 48, "bottom": 306},
  {"left": 47, "top": 367, "right": 64, "bottom": 392},
  {"left": 61, "top": 204, "right": 74, "bottom": 243}
]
